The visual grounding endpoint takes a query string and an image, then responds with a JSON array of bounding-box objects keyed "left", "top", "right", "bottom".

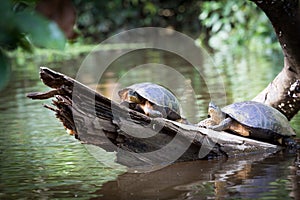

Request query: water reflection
[
  {"left": 93, "top": 152, "right": 297, "bottom": 199},
  {"left": 0, "top": 48, "right": 299, "bottom": 199}
]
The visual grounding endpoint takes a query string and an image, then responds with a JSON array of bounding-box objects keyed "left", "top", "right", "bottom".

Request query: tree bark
[
  {"left": 27, "top": 67, "right": 280, "bottom": 170},
  {"left": 251, "top": 0, "right": 300, "bottom": 120}
]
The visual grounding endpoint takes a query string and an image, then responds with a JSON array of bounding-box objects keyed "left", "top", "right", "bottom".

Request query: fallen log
[{"left": 27, "top": 67, "right": 281, "bottom": 171}]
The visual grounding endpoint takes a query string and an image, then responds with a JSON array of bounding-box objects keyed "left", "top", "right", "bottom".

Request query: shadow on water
[
  {"left": 0, "top": 47, "right": 300, "bottom": 199},
  {"left": 93, "top": 151, "right": 299, "bottom": 200}
]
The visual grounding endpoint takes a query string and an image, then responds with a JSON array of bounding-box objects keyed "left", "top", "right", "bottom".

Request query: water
[
  {"left": 0, "top": 65, "right": 124, "bottom": 199},
  {"left": 0, "top": 49, "right": 300, "bottom": 199}
]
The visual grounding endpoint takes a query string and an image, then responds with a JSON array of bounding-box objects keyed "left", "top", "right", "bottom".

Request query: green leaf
[
  {"left": 199, "top": 10, "right": 209, "bottom": 20},
  {"left": 16, "top": 11, "right": 66, "bottom": 50},
  {"left": 211, "top": 21, "right": 222, "bottom": 33}
]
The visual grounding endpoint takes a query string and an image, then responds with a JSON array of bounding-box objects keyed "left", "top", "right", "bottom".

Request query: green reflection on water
[{"left": 260, "top": 179, "right": 291, "bottom": 200}]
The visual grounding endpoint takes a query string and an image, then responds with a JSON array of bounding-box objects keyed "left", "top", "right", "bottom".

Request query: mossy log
[{"left": 27, "top": 67, "right": 280, "bottom": 169}]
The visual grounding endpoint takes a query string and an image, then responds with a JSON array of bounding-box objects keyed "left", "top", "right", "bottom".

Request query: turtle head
[
  {"left": 208, "top": 102, "right": 226, "bottom": 124},
  {"left": 127, "top": 90, "right": 143, "bottom": 104}
]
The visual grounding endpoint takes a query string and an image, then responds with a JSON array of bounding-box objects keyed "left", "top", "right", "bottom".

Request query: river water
[{"left": 0, "top": 48, "right": 300, "bottom": 199}]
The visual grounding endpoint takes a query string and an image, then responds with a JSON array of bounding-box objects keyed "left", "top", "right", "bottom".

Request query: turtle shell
[
  {"left": 118, "top": 82, "right": 181, "bottom": 120},
  {"left": 222, "top": 101, "right": 296, "bottom": 137}
]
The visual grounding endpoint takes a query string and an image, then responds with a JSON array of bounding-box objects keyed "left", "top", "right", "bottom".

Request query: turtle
[
  {"left": 198, "top": 101, "right": 298, "bottom": 147},
  {"left": 118, "top": 82, "right": 188, "bottom": 123}
]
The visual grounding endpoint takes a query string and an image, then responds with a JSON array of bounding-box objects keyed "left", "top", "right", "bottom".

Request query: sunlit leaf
[
  {"left": 144, "top": 2, "right": 157, "bottom": 15},
  {"left": 199, "top": 11, "right": 209, "bottom": 20},
  {"left": 211, "top": 21, "right": 222, "bottom": 33},
  {"left": 206, "top": 13, "right": 219, "bottom": 27}
]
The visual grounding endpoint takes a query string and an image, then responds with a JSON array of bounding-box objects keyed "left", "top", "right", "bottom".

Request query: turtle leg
[
  {"left": 120, "top": 101, "right": 145, "bottom": 114},
  {"left": 177, "top": 118, "right": 192, "bottom": 125},
  {"left": 197, "top": 118, "right": 216, "bottom": 127},
  {"left": 207, "top": 117, "right": 232, "bottom": 131},
  {"left": 146, "top": 109, "right": 163, "bottom": 118}
]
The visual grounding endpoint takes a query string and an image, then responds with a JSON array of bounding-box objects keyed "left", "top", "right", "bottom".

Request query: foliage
[
  {"left": 0, "top": 0, "right": 66, "bottom": 90},
  {"left": 197, "top": 1, "right": 280, "bottom": 57},
  {"left": 72, "top": 0, "right": 280, "bottom": 65},
  {"left": 0, "top": 0, "right": 66, "bottom": 52},
  {"left": 73, "top": 0, "right": 201, "bottom": 41}
]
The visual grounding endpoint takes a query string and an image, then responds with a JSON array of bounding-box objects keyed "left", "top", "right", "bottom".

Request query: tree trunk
[
  {"left": 251, "top": 0, "right": 300, "bottom": 120},
  {"left": 27, "top": 67, "right": 280, "bottom": 171}
]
